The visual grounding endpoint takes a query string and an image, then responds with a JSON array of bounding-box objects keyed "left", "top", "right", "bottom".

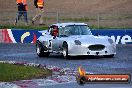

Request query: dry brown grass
[
  {"left": 0, "top": 0, "right": 132, "bottom": 28},
  {"left": 1, "top": 0, "right": 132, "bottom": 14}
]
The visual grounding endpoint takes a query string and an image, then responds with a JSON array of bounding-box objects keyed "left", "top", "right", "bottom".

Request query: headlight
[
  {"left": 108, "top": 39, "right": 114, "bottom": 44},
  {"left": 74, "top": 40, "right": 81, "bottom": 45}
]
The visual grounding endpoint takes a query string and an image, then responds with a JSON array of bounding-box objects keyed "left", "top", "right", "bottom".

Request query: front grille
[{"left": 88, "top": 44, "right": 105, "bottom": 51}]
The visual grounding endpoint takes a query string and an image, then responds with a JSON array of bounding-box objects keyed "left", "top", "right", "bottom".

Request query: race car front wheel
[
  {"left": 36, "top": 42, "right": 50, "bottom": 57},
  {"left": 62, "top": 43, "right": 69, "bottom": 59}
]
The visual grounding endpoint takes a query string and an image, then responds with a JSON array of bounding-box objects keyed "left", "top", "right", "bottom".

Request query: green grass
[
  {"left": 59, "top": 17, "right": 96, "bottom": 22},
  {"left": 43, "top": 17, "right": 96, "bottom": 22},
  {"left": 0, "top": 63, "right": 52, "bottom": 82},
  {"left": 0, "top": 24, "right": 48, "bottom": 30},
  {"left": 0, "top": 24, "right": 131, "bottom": 30},
  {"left": 89, "top": 25, "right": 132, "bottom": 29}
]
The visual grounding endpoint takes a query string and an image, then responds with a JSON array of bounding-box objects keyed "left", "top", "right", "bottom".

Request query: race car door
[{"left": 49, "top": 25, "right": 60, "bottom": 51}]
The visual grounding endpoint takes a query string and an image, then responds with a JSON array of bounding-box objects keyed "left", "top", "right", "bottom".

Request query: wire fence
[{"left": 0, "top": 11, "right": 132, "bottom": 28}]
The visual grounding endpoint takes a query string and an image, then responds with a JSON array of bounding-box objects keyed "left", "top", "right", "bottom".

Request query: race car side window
[
  {"left": 59, "top": 27, "right": 69, "bottom": 37},
  {"left": 48, "top": 25, "right": 54, "bottom": 35},
  {"left": 59, "top": 27, "right": 63, "bottom": 36}
]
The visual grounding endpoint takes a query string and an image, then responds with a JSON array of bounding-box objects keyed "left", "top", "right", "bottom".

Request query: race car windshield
[{"left": 59, "top": 25, "right": 92, "bottom": 37}]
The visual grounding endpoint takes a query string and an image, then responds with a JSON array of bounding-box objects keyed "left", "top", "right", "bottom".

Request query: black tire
[
  {"left": 62, "top": 42, "right": 69, "bottom": 59},
  {"left": 104, "top": 54, "right": 114, "bottom": 58},
  {"left": 36, "top": 42, "right": 50, "bottom": 57}
]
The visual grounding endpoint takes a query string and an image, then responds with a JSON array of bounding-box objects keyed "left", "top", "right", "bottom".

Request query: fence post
[
  {"left": 97, "top": 14, "right": 100, "bottom": 29},
  {"left": 57, "top": 12, "right": 59, "bottom": 23}
]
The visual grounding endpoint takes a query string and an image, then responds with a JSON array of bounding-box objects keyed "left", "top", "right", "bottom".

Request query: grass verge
[
  {"left": 0, "top": 63, "right": 52, "bottom": 82},
  {"left": 0, "top": 24, "right": 48, "bottom": 30},
  {"left": 0, "top": 24, "right": 132, "bottom": 30}
]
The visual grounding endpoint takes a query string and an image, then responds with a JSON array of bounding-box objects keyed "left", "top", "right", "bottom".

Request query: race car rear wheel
[
  {"left": 62, "top": 43, "right": 69, "bottom": 59},
  {"left": 36, "top": 42, "right": 50, "bottom": 57}
]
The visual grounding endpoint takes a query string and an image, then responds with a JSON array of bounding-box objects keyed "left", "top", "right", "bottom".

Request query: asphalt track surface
[{"left": 0, "top": 43, "right": 132, "bottom": 88}]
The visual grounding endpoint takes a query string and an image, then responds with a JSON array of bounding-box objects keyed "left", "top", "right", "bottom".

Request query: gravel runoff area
[{"left": 0, "top": 43, "right": 132, "bottom": 88}]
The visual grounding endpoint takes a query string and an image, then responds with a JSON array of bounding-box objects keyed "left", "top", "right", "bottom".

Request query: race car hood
[{"left": 67, "top": 35, "right": 110, "bottom": 45}]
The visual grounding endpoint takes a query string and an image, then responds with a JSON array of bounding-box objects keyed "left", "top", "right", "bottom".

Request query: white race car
[{"left": 36, "top": 22, "right": 116, "bottom": 59}]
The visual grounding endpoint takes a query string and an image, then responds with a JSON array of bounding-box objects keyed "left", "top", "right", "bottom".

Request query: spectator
[
  {"left": 14, "top": 0, "right": 28, "bottom": 26},
  {"left": 32, "top": 0, "right": 45, "bottom": 25}
]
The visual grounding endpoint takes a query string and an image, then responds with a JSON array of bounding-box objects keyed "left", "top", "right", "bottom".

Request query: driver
[{"left": 52, "top": 26, "right": 58, "bottom": 37}]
